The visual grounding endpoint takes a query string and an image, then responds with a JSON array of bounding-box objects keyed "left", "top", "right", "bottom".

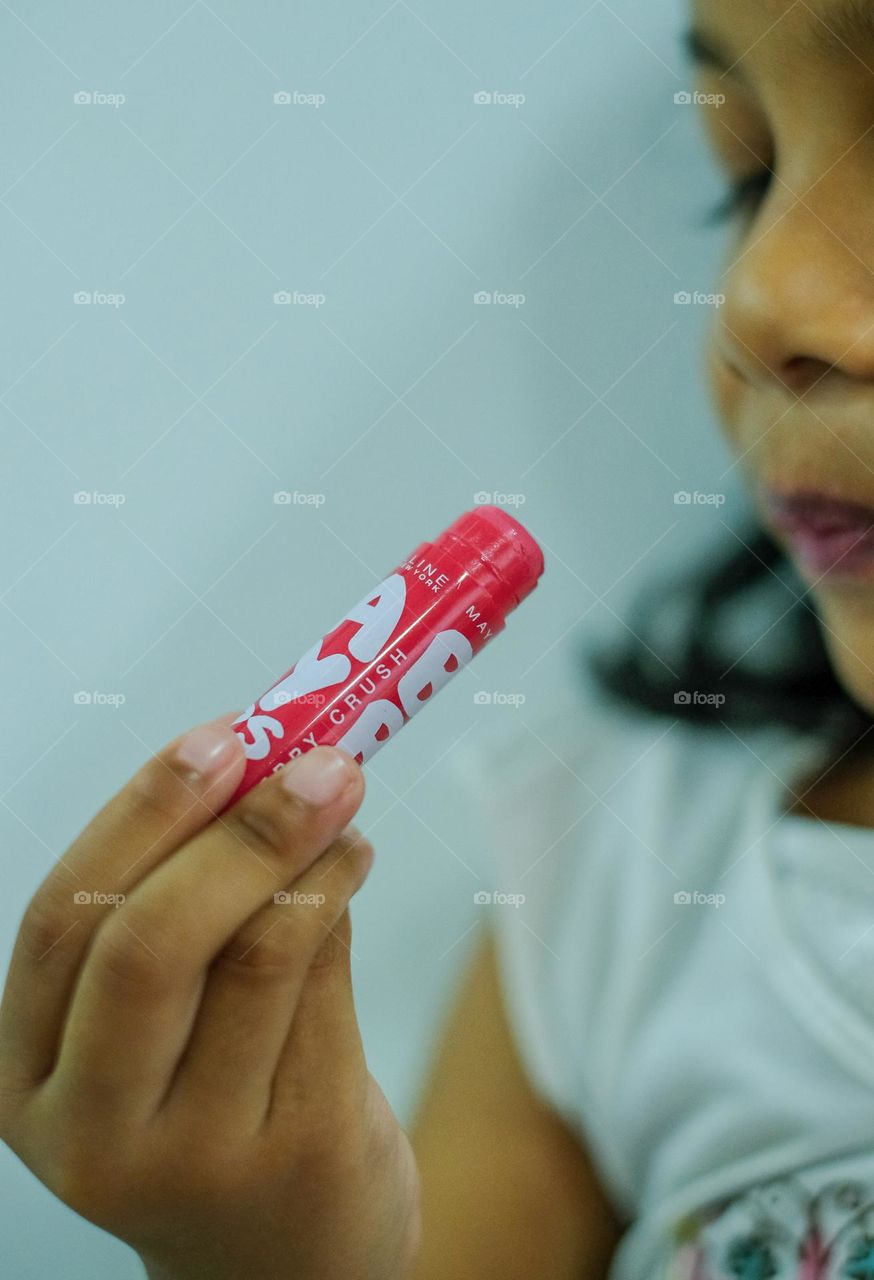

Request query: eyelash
[{"left": 706, "top": 167, "right": 773, "bottom": 225}]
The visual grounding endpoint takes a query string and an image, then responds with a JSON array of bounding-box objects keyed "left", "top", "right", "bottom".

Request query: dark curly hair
[{"left": 587, "top": 522, "right": 874, "bottom": 752}]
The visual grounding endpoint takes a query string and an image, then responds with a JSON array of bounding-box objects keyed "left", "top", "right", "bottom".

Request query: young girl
[{"left": 3, "top": 0, "right": 873, "bottom": 1275}]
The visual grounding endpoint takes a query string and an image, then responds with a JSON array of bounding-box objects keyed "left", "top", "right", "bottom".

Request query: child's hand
[{"left": 0, "top": 719, "right": 419, "bottom": 1280}]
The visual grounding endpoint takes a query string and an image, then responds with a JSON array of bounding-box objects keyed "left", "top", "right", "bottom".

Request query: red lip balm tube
[{"left": 226, "top": 505, "right": 544, "bottom": 807}]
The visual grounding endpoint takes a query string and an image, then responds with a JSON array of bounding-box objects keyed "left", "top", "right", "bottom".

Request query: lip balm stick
[{"left": 226, "top": 505, "right": 544, "bottom": 809}]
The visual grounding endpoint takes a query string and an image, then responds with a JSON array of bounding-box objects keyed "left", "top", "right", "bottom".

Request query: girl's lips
[{"left": 764, "top": 491, "right": 874, "bottom": 579}]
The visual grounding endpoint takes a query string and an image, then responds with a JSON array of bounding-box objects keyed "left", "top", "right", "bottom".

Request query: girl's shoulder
[{"left": 452, "top": 687, "right": 794, "bottom": 885}]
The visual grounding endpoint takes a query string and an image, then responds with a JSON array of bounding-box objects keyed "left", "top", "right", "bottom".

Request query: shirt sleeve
[
  {"left": 445, "top": 707, "right": 605, "bottom": 1126},
  {"left": 442, "top": 698, "right": 649, "bottom": 1223}
]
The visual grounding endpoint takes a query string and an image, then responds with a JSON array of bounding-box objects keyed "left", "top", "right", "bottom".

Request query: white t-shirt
[{"left": 452, "top": 693, "right": 874, "bottom": 1279}]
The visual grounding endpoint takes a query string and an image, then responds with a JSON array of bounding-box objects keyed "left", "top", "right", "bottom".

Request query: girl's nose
[{"left": 716, "top": 170, "right": 874, "bottom": 399}]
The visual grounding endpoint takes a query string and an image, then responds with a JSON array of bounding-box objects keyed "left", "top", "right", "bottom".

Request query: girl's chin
[
  {"left": 818, "top": 606, "right": 874, "bottom": 717},
  {"left": 808, "top": 573, "right": 874, "bottom": 605}
]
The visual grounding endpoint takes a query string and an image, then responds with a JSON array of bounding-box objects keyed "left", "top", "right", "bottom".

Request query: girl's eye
[{"left": 705, "top": 167, "right": 773, "bottom": 225}]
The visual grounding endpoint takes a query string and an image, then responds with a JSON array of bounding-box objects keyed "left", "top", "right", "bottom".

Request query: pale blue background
[{"left": 1, "top": 1, "right": 732, "bottom": 1274}]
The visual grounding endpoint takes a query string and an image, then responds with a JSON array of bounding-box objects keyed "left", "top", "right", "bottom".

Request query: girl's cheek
[{"left": 705, "top": 338, "right": 744, "bottom": 452}]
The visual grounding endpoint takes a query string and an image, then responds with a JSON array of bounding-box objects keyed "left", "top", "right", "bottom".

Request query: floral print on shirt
[{"left": 664, "top": 1175, "right": 874, "bottom": 1278}]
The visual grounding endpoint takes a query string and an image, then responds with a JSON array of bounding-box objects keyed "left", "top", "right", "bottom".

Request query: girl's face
[{"left": 693, "top": 0, "right": 874, "bottom": 713}]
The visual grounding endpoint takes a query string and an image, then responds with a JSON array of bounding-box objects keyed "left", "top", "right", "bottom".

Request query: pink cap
[{"left": 437, "top": 505, "right": 544, "bottom": 607}]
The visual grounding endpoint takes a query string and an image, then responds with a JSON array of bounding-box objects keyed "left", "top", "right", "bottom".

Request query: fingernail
[
  {"left": 281, "top": 748, "right": 358, "bottom": 806},
  {"left": 176, "top": 724, "right": 238, "bottom": 779}
]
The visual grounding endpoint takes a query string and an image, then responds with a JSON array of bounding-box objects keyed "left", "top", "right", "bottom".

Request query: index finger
[
  {"left": 51, "top": 747, "right": 364, "bottom": 1116},
  {"left": 0, "top": 714, "right": 246, "bottom": 1089}
]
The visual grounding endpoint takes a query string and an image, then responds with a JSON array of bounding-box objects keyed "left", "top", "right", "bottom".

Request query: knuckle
[
  {"left": 123, "top": 751, "right": 201, "bottom": 831},
  {"left": 213, "top": 925, "right": 296, "bottom": 981},
  {"left": 90, "top": 915, "right": 172, "bottom": 998},
  {"left": 335, "top": 824, "right": 373, "bottom": 864},
  {"left": 18, "top": 889, "right": 79, "bottom": 965},
  {"left": 319, "top": 831, "right": 374, "bottom": 897},
  {"left": 223, "top": 782, "right": 316, "bottom": 863},
  {"left": 308, "top": 913, "right": 350, "bottom": 972}
]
